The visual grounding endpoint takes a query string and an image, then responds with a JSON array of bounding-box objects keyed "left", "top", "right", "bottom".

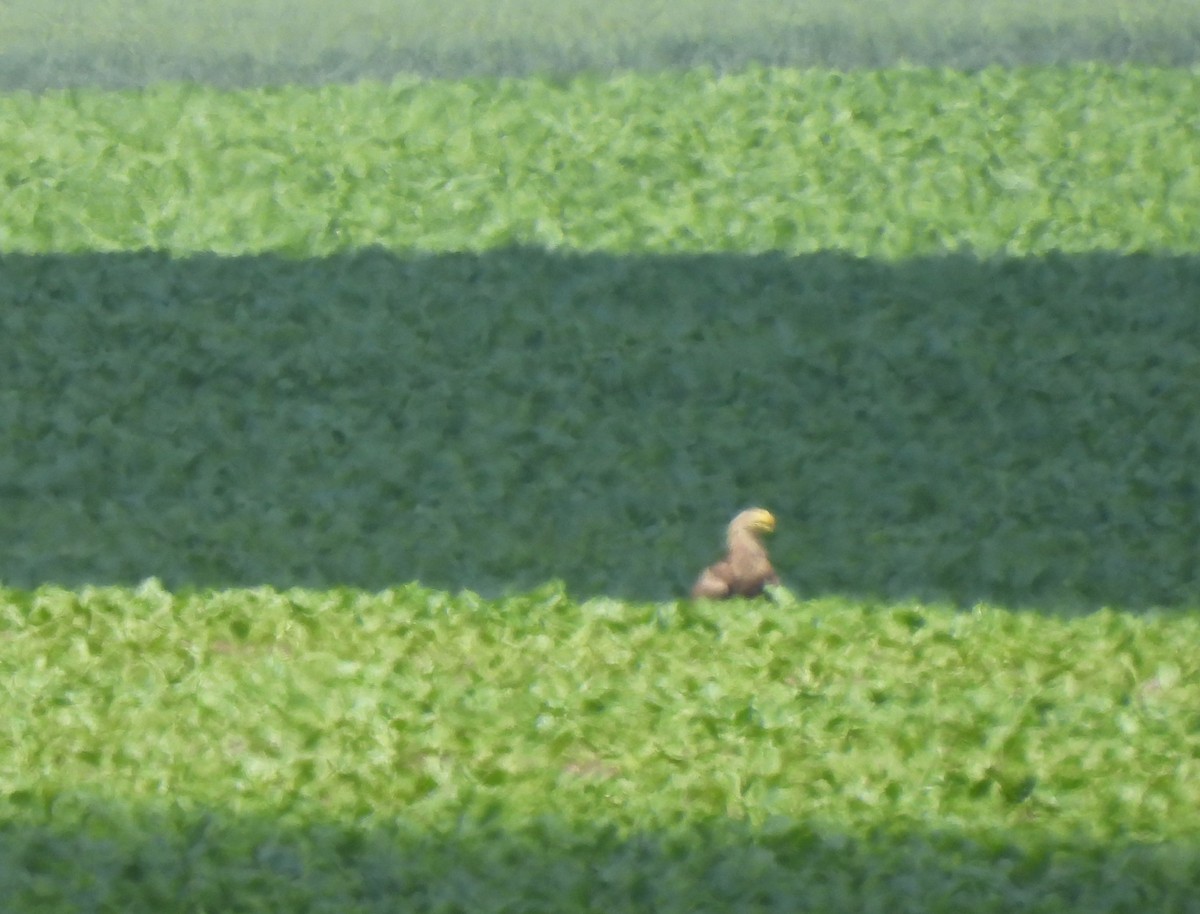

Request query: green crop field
[
  {"left": 3, "top": 67, "right": 1198, "bottom": 608},
  {"left": 1, "top": 31, "right": 1199, "bottom": 914},
  {"left": 2, "top": 583, "right": 1200, "bottom": 912}
]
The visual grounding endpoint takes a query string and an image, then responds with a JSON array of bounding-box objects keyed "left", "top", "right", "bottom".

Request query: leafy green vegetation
[
  {"left": 1, "top": 60, "right": 1198, "bottom": 911},
  {"left": 2, "top": 0, "right": 1199, "bottom": 89},
  {"left": 1, "top": 67, "right": 1198, "bottom": 608},
  {"left": 3, "top": 68, "right": 1199, "bottom": 256},
  {"left": 1, "top": 582, "right": 1198, "bottom": 912}
]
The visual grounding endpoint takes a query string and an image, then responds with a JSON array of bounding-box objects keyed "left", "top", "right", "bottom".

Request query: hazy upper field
[{"left": 2, "top": 0, "right": 1200, "bottom": 89}]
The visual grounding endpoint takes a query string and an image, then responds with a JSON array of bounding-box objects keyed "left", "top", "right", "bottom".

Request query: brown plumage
[{"left": 690, "top": 508, "right": 779, "bottom": 599}]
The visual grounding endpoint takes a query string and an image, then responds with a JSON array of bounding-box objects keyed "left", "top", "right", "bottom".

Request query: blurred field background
[
  {"left": 1, "top": 0, "right": 1199, "bottom": 90},
  {"left": 3, "top": 4, "right": 1200, "bottom": 912}
]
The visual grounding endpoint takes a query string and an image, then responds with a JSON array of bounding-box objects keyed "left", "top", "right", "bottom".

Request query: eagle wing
[
  {"left": 691, "top": 560, "right": 735, "bottom": 599},
  {"left": 690, "top": 554, "right": 777, "bottom": 599}
]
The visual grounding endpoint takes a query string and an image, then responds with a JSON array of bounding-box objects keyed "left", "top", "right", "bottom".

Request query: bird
[{"left": 690, "top": 508, "right": 779, "bottom": 599}]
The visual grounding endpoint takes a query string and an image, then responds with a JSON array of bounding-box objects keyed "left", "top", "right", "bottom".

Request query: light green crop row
[
  {"left": 2, "top": 66, "right": 1198, "bottom": 257},
  {"left": 1, "top": 582, "right": 1198, "bottom": 911}
]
